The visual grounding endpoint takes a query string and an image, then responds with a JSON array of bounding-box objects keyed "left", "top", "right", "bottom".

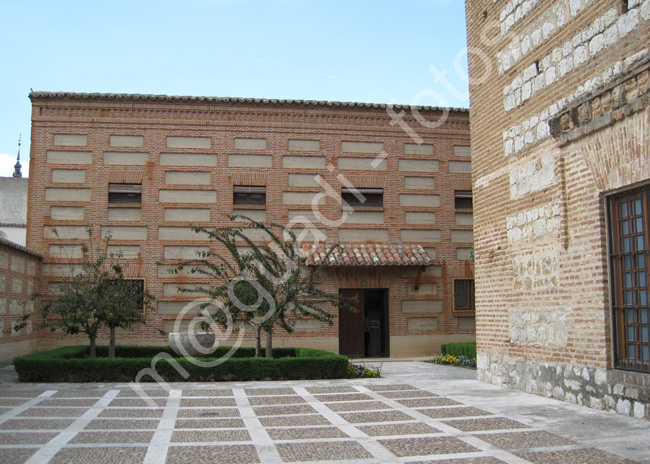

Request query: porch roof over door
[{"left": 302, "top": 244, "right": 433, "bottom": 267}]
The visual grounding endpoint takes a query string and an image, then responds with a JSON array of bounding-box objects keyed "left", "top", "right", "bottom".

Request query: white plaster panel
[
  {"left": 164, "top": 208, "right": 211, "bottom": 222},
  {"left": 338, "top": 157, "right": 387, "bottom": 171},
  {"left": 0, "top": 275, "right": 4, "bottom": 292},
  {"left": 157, "top": 264, "right": 210, "bottom": 277},
  {"left": 233, "top": 209, "right": 267, "bottom": 222},
  {"left": 338, "top": 229, "right": 389, "bottom": 242},
  {"left": 288, "top": 140, "right": 320, "bottom": 151},
  {"left": 346, "top": 211, "right": 385, "bottom": 224},
  {"left": 404, "top": 177, "right": 434, "bottom": 190},
  {"left": 165, "top": 171, "right": 211, "bottom": 185},
  {"left": 401, "top": 230, "right": 441, "bottom": 243},
  {"left": 49, "top": 245, "right": 85, "bottom": 259},
  {"left": 102, "top": 226, "right": 147, "bottom": 241},
  {"left": 399, "top": 194, "right": 440, "bottom": 207},
  {"left": 449, "top": 161, "right": 472, "bottom": 173},
  {"left": 408, "top": 317, "right": 438, "bottom": 331},
  {"left": 282, "top": 192, "right": 326, "bottom": 205},
  {"left": 407, "top": 283, "right": 437, "bottom": 296},
  {"left": 46, "top": 151, "right": 93, "bottom": 164},
  {"left": 45, "top": 188, "right": 91, "bottom": 202},
  {"left": 402, "top": 300, "right": 443, "bottom": 313},
  {"left": 288, "top": 174, "right": 320, "bottom": 188},
  {"left": 0, "top": 251, "right": 7, "bottom": 269},
  {"left": 158, "top": 302, "right": 193, "bottom": 315},
  {"left": 10, "top": 256, "right": 24, "bottom": 273},
  {"left": 399, "top": 159, "right": 439, "bottom": 172},
  {"left": 110, "top": 135, "right": 144, "bottom": 147},
  {"left": 456, "top": 213, "right": 473, "bottom": 225},
  {"left": 405, "top": 212, "right": 435, "bottom": 225},
  {"left": 424, "top": 248, "right": 436, "bottom": 259},
  {"left": 457, "top": 248, "right": 473, "bottom": 260},
  {"left": 454, "top": 146, "right": 471, "bottom": 157},
  {"left": 50, "top": 206, "right": 84, "bottom": 221},
  {"left": 164, "top": 246, "right": 209, "bottom": 259},
  {"left": 158, "top": 227, "right": 208, "bottom": 241},
  {"left": 341, "top": 141, "right": 384, "bottom": 153},
  {"left": 163, "top": 283, "right": 209, "bottom": 297},
  {"left": 292, "top": 319, "right": 322, "bottom": 333},
  {"left": 103, "top": 152, "right": 149, "bottom": 165},
  {"left": 240, "top": 228, "right": 272, "bottom": 242},
  {"left": 53, "top": 134, "right": 87, "bottom": 146},
  {"left": 228, "top": 154, "right": 273, "bottom": 168},
  {"left": 400, "top": 266, "right": 442, "bottom": 278},
  {"left": 43, "top": 226, "right": 89, "bottom": 239},
  {"left": 159, "top": 190, "right": 216, "bottom": 203},
  {"left": 404, "top": 143, "right": 434, "bottom": 155},
  {"left": 166, "top": 136, "right": 211, "bottom": 149},
  {"left": 160, "top": 153, "right": 218, "bottom": 166},
  {"left": 458, "top": 317, "right": 475, "bottom": 330},
  {"left": 283, "top": 156, "right": 326, "bottom": 169},
  {"left": 287, "top": 210, "right": 320, "bottom": 223},
  {"left": 51, "top": 169, "right": 86, "bottom": 183},
  {"left": 106, "top": 245, "right": 141, "bottom": 258},
  {"left": 234, "top": 138, "right": 267, "bottom": 150},
  {"left": 107, "top": 208, "right": 142, "bottom": 221},
  {"left": 451, "top": 230, "right": 474, "bottom": 243}
]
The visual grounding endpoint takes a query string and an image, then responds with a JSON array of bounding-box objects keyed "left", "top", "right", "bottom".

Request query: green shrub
[
  {"left": 440, "top": 342, "right": 476, "bottom": 359},
  {"left": 13, "top": 345, "right": 348, "bottom": 383}
]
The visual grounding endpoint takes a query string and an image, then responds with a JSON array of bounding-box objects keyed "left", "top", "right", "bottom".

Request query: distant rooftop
[{"left": 29, "top": 91, "right": 469, "bottom": 113}]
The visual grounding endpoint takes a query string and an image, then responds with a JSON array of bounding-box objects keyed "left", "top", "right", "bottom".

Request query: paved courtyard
[{"left": 0, "top": 361, "right": 648, "bottom": 464}]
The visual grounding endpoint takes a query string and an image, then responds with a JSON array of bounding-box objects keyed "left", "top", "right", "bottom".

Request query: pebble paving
[{"left": 0, "top": 368, "right": 645, "bottom": 464}]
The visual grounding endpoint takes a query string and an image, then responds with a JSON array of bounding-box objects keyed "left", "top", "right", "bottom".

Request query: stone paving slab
[{"left": 0, "top": 361, "right": 648, "bottom": 463}]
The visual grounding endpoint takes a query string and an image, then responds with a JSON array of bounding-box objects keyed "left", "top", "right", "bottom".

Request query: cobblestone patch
[
  {"left": 408, "top": 458, "right": 507, "bottom": 464},
  {"left": 365, "top": 384, "right": 419, "bottom": 391},
  {"left": 258, "top": 414, "right": 331, "bottom": 427},
  {"left": 521, "top": 448, "right": 640, "bottom": 463},
  {"left": 50, "top": 446, "right": 147, "bottom": 464},
  {"left": 305, "top": 386, "right": 358, "bottom": 394},
  {"left": 39, "top": 399, "right": 97, "bottom": 407},
  {"left": 0, "top": 398, "right": 29, "bottom": 407},
  {"left": 0, "top": 419, "right": 75, "bottom": 430},
  {"left": 174, "top": 418, "right": 246, "bottom": 429},
  {"left": 443, "top": 417, "right": 531, "bottom": 432},
  {"left": 0, "top": 391, "right": 44, "bottom": 398},
  {"left": 69, "top": 431, "right": 154, "bottom": 444},
  {"left": 51, "top": 390, "right": 108, "bottom": 398},
  {"left": 166, "top": 444, "right": 259, "bottom": 464},
  {"left": 340, "top": 410, "right": 414, "bottom": 423},
  {"left": 325, "top": 400, "right": 391, "bottom": 412},
  {"left": 0, "top": 431, "right": 58, "bottom": 444},
  {"left": 417, "top": 407, "right": 493, "bottom": 419},
  {"left": 117, "top": 389, "right": 170, "bottom": 398},
  {"left": 380, "top": 390, "right": 439, "bottom": 399},
  {"left": 176, "top": 408, "right": 240, "bottom": 418},
  {"left": 245, "top": 388, "right": 295, "bottom": 396},
  {"left": 247, "top": 395, "right": 306, "bottom": 406},
  {"left": 99, "top": 408, "right": 164, "bottom": 418},
  {"left": 171, "top": 429, "right": 251, "bottom": 443},
  {"left": 266, "top": 426, "right": 348, "bottom": 440},
  {"left": 0, "top": 447, "right": 37, "bottom": 464},
  {"left": 84, "top": 419, "right": 160, "bottom": 430},
  {"left": 18, "top": 407, "right": 88, "bottom": 417},
  {"left": 475, "top": 430, "right": 575, "bottom": 449},
  {"left": 397, "top": 397, "right": 462, "bottom": 408},
  {"left": 380, "top": 436, "right": 479, "bottom": 457},
  {"left": 253, "top": 404, "right": 317, "bottom": 416},
  {"left": 315, "top": 393, "right": 374, "bottom": 402},
  {"left": 276, "top": 441, "right": 373, "bottom": 461},
  {"left": 180, "top": 389, "right": 234, "bottom": 397},
  {"left": 179, "top": 397, "right": 237, "bottom": 407},
  {"left": 108, "top": 398, "right": 167, "bottom": 407},
  {"left": 357, "top": 422, "right": 442, "bottom": 436}
]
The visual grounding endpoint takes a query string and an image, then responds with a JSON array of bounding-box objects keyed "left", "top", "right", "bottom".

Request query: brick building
[
  {"left": 466, "top": 0, "right": 650, "bottom": 417},
  {"left": 24, "top": 92, "right": 474, "bottom": 359}
]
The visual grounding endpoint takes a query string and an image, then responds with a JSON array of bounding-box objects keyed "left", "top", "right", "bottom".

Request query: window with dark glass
[
  {"left": 608, "top": 186, "right": 650, "bottom": 372},
  {"left": 455, "top": 190, "right": 473, "bottom": 210},
  {"left": 233, "top": 186, "right": 266, "bottom": 206},
  {"left": 453, "top": 278, "right": 475, "bottom": 311},
  {"left": 341, "top": 188, "right": 383, "bottom": 208},
  {"left": 108, "top": 184, "right": 142, "bottom": 204}
]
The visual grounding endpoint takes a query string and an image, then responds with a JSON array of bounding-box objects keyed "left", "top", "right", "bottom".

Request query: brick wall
[
  {"left": 466, "top": 0, "right": 650, "bottom": 418},
  {"left": 0, "top": 239, "right": 41, "bottom": 365},
  {"left": 27, "top": 93, "right": 474, "bottom": 357}
]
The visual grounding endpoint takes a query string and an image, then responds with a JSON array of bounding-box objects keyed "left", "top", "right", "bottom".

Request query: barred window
[
  {"left": 453, "top": 278, "right": 475, "bottom": 311},
  {"left": 342, "top": 188, "right": 383, "bottom": 208},
  {"left": 233, "top": 186, "right": 266, "bottom": 206},
  {"left": 108, "top": 184, "right": 141, "bottom": 204}
]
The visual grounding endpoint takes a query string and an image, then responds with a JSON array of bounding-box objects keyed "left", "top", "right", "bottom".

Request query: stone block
[
  {"left": 283, "top": 156, "right": 326, "bottom": 169},
  {"left": 404, "top": 177, "right": 434, "bottom": 190},
  {"left": 103, "top": 152, "right": 149, "bottom": 165},
  {"left": 341, "top": 141, "right": 384, "bottom": 153},
  {"left": 288, "top": 139, "right": 320, "bottom": 151},
  {"left": 160, "top": 153, "right": 217, "bottom": 166},
  {"left": 234, "top": 138, "right": 267, "bottom": 150},
  {"left": 53, "top": 134, "right": 88, "bottom": 146},
  {"left": 228, "top": 155, "right": 272, "bottom": 168},
  {"left": 46, "top": 151, "right": 93, "bottom": 164},
  {"left": 399, "top": 159, "right": 439, "bottom": 172},
  {"left": 404, "top": 143, "right": 434, "bottom": 155},
  {"left": 166, "top": 136, "right": 211, "bottom": 149},
  {"left": 110, "top": 135, "right": 144, "bottom": 147},
  {"left": 51, "top": 169, "right": 86, "bottom": 183}
]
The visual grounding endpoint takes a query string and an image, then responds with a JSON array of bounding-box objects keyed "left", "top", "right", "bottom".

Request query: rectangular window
[
  {"left": 453, "top": 278, "right": 475, "bottom": 311},
  {"left": 455, "top": 190, "right": 473, "bottom": 210},
  {"left": 108, "top": 183, "right": 142, "bottom": 204},
  {"left": 233, "top": 186, "right": 266, "bottom": 206},
  {"left": 342, "top": 188, "right": 383, "bottom": 208},
  {"left": 608, "top": 186, "right": 650, "bottom": 372}
]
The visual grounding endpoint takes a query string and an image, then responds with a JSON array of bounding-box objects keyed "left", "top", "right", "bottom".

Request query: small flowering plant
[
  {"left": 347, "top": 362, "right": 382, "bottom": 378},
  {"left": 427, "top": 354, "right": 477, "bottom": 368}
]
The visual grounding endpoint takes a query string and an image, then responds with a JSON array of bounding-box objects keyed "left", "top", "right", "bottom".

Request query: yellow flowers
[{"left": 428, "top": 354, "right": 477, "bottom": 368}]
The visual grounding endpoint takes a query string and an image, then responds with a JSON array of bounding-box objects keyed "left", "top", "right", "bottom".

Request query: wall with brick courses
[
  {"left": 0, "top": 241, "right": 41, "bottom": 365},
  {"left": 467, "top": 0, "right": 650, "bottom": 418},
  {"left": 27, "top": 94, "right": 473, "bottom": 357}
]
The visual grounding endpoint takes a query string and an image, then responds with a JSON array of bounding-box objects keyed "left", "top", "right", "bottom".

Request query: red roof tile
[{"left": 302, "top": 244, "right": 433, "bottom": 267}]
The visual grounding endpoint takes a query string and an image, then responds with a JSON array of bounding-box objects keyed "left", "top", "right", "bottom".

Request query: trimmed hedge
[
  {"left": 13, "top": 345, "right": 349, "bottom": 383},
  {"left": 440, "top": 342, "right": 476, "bottom": 359}
]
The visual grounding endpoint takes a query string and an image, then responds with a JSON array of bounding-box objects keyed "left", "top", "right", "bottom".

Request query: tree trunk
[
  {"left": 265, "top": 327, "right": 273, "bottom": 358},
  {"left": 89, "top": 335, "right": 97, "bottom": 358},
  {"left": 109, "top": 326, "right": 116, "bottom": 358},
  {"left": 255, "top": 325, "right": 262, "bottom": 357}
]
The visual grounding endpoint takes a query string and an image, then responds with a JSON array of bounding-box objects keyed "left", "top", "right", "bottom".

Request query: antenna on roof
[{"left": 12, "top": 134, "right": 22, "bottom": 178}]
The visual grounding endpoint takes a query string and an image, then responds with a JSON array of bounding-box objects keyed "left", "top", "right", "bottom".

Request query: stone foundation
[{"left": 478, "top": 352, "right": 650, "bottom": 419}]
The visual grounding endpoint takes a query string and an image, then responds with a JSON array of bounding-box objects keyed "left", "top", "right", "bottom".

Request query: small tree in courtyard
[{"left": 176, "top": 215, "right": 352, "bottom": 358}]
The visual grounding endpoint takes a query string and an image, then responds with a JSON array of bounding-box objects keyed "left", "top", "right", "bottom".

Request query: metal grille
[{"left": 609, "top": 186, "right": 650, "bottom": 372}]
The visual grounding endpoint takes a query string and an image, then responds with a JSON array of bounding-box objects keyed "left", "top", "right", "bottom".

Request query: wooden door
[{"left": 339, "top": 289, "right": 364, "bottom": 357}]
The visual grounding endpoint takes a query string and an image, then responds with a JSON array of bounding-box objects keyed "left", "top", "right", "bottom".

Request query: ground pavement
[{"left": 0, "top": 360, "right": 648, "bottom": 464}]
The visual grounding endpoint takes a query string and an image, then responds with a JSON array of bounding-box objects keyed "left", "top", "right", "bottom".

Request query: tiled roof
[
  {"left": 303, "top": 244, "right": 433, "bottom": 267},
  {"left": 29, "top": 92, "right": 469, "bottom": 113},
  {"left": 0, "top": 237, "right": 42, "bottom": 259}
]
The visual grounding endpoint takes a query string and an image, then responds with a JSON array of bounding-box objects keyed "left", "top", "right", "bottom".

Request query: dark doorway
[{"left": 339, "top": 289, "right": 388, "bottom": 358}]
